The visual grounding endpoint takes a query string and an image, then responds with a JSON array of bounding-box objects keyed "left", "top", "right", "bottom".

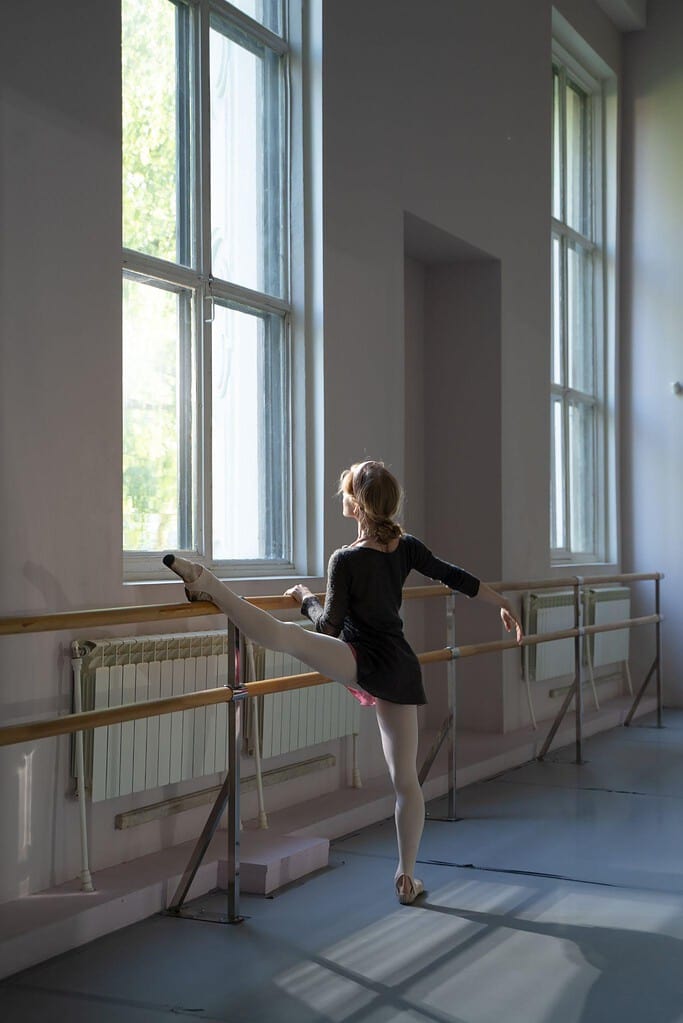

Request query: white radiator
[
  {"left": 584, "top": 587, "right": 630, "bottom": 667},
  {"left": 524, "top": 591, "right": 575, "bottom": 682},
  {"left": 523, "top": 587, "right": 631, "bottom": 684},
  {"left": 76, "top": 633, "right": 231, "bottom": 802},
  {"left": 75, "top": 628, "right": 360, "bottom": 803},
  {"left": 246, "top": 638, "right": 360, "bottom": 760}
]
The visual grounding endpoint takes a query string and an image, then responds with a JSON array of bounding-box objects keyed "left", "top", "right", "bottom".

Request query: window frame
[
  {"left": 550, "top": 40, "right": 612, "bottom": 567},
  {"left": 123, "top": 0, "right": 299, "bottom": 581}
]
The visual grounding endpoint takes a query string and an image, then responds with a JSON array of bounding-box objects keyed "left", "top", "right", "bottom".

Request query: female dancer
[{"left": 164, "top": 460, "right": 523, "bottom": 904}]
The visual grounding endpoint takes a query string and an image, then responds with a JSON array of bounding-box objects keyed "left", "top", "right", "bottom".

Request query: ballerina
[{"left": 165, "top": 459, "right": 522, "bottom": 904}]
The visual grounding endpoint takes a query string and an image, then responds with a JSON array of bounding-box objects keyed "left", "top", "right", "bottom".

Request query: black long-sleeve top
[{"left": 300, "top": 534, "right": 480, "bottom": 704}]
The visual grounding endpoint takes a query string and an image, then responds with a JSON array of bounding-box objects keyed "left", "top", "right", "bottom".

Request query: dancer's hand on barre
[
  {"left": 284, "top": 584, "right": 314, "bottom": 606},
  {"left": 476, "top": 582, "right": 524, "bottom": 645},
  {"left": 500, "top": 604, "right": 524, "bottom": 645}
]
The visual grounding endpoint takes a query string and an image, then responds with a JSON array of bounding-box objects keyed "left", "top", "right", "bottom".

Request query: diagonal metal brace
[
  {"left": 537, "top": 678, "right": 578, "bottom": 761},
  {"left": 418, "top": 712, "right": 454, "bottom": 786},
  {"left": 166, "top": 684, "right": 248, "bottom": 917},
  {"left": 624, "top": 656, "right": 658, "bottom": 727}
]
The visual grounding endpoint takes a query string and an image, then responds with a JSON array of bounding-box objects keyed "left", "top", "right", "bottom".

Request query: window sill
[
  {"left": 123, "top": 558, "right": 313, "bottom": 587},
  {"left": 549, "top": 559, "right": 619, "bottom": 573}
]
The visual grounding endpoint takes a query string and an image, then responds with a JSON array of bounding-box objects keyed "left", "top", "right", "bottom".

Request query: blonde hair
[{"left": 339, "top": 460, "right": 404, "bottom": 546}]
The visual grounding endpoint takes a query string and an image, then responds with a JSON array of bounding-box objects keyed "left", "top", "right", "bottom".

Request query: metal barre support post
[
  {"left": 421, "top": 596, "right": 459, "bottom": 821},
  {"left": 575, "top": 579, "right": 584, "bottom": 765},
  {"left": 167, "top": 621, "right": 247, "bottom": 925},
  {"left": 446, "top": 597, "right": 458, "bottom": 819},
  {"left": 656, "top": 577, "right": 663, "bottom": 728},
  {"left": 227, "top": 623, "right": 244, "bottom": 923},
  {"left": 538, "top": 576, "right": 664, "bottom": 759}
]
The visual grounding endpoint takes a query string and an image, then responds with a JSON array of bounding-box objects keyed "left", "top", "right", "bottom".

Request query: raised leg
[{"left": 164, "top": 558, "right": 358, "bottom": 685}]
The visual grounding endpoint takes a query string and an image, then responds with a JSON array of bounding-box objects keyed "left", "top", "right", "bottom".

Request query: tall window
[
  {"left": 122, "top": 0, "right": 292, "bottom": 578},
  {"left": 551, "top": 51, "right": 608, "bottom": 563}
]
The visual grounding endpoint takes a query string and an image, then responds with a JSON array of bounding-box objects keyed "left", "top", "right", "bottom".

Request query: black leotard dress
[{"left": 300, "top": 534, "right": 480, "bottom": 705}]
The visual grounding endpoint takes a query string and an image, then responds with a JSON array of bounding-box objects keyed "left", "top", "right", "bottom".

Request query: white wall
[
  {"left": 0, "top": 1, "right": 123, "bottom": 903},
  {"left": 321, "top": 0, "right": 621, "bottom": 734},
  {"left": 0, "top": 0, "right": 624, "bottom": 902},
  {"left": 423, "top": 261, "right": 503, "bottom": 733},
  {"left": 621, "top": 0, "right": 683, "bottom": 702}
]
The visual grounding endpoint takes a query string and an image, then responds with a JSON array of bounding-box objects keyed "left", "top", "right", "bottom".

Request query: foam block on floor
[{"left": 231, "top": 831, "right": 329, "bottom": 895}]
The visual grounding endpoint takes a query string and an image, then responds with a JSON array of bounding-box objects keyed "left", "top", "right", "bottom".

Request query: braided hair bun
[{"left": 339, "top": 460, "right": 404, "bottom": 547}]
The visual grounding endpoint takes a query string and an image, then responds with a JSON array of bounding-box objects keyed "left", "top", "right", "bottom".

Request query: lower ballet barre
[{"left": 0, "top": 606, "right": 662, "bottom": 748}]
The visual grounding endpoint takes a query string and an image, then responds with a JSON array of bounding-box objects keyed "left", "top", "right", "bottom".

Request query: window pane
[
  {"left": 567, "top": 242, "right": 594, "bottom": 394},
  {"left": 210, "top": 20, "right": 285, "bottom": 297},
  {"left": 552, "top": 68, "right": 562, "bottom": 220},
  {"left": 566, "top": 80, "right": 591, "bottom": 237},
  {"left": 226, "top": 0, "right": 282, "bottom": 35},
  {"left": 551, "top": 398, "right": 565, "bottom": 551},
  {"left": 122, "top": 0, "right": 192, "bottom": 264},
  {"left": 552, "top": 234, "right": 563, "bottom": 386},
  {"left": 568, "top": 401, "right": 595, "bottom": 554},
  {"left": 212, "top": 305, "right": 288, "bottom": 560},
  {"left": 123, "top": 277, "right": 194, "bottom": 552}
]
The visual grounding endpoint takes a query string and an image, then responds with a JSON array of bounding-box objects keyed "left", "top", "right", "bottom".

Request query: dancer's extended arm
[
  {"left": 407, "top": 535, "right": 523, "bottom": 644},
  {"left": 474, "top": 582, "right": 523, "bottom": 644}
]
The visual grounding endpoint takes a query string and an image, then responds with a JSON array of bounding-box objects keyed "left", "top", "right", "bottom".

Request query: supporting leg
[{"left": 375, "top": 700, "right": 424, "bottom": 885}]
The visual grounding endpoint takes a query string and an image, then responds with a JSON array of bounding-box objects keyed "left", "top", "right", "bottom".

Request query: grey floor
[{"left": 4, "top": 711, "right": 683, "bottom": 1023}]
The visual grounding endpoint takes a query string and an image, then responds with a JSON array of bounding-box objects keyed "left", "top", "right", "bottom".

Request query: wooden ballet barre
[
  {"left": 0, "top": 613, "right": 661, "bottom": 749},
  {"left": 451, "top": 613, "right": 662, "bottom": 660},
  {"left": 0, "top": 571, "right": 663, "bottom": 637},
  {"left": 244, "top": 642, "right": 460, "bottom": 695},
  {"left": 245, "top": 671, "right": 328, "bottom": 697},
  {"left": 0, "top": 601, "right": 223, "bottom": 637},
  {"left": 0, "top": 686, "right": 235, "bottom": 748},
  {"left": 0, "top": 655, "right": 447, "bottom": 745},
  {"left": 486, "top": 572, "right": 664, "bottom": 593},
  {"left": 0, "top": 584, "right": 453, "bottom": 637}
]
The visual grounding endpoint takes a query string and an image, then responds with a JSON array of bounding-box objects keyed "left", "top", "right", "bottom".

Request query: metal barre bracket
[{"left": 230, "top": 685, "right": 250, "bottom": 702}]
